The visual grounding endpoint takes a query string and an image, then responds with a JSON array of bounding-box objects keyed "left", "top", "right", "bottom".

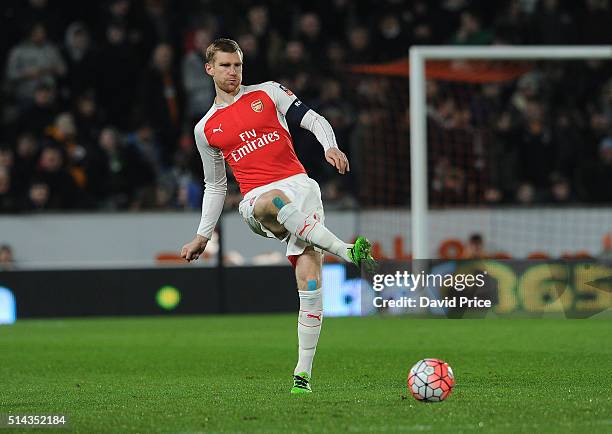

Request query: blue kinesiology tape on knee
[
  {"left": 307, "top": 279, "right": 318, "bottom": 291},
  {"left": 272, "top": 196, "right": 286, "bottom": 210}
]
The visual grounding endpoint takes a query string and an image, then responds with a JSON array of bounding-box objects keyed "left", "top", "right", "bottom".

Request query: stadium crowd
[{"left": 1, "top": 0, "right": 612, "bottom": 213}]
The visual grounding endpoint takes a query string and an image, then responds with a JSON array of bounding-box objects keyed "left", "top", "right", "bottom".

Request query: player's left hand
[{"left": 325, "top": 148, "right": 350, "bottom": 174}]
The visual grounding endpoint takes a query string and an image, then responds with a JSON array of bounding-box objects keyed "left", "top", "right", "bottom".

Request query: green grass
[{"left": 1, "top": 315, "right": 611, "bottom": 433}]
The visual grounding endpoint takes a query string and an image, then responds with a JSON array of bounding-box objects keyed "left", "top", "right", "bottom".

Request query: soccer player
[{"left": 180, "top": 38, "right": 375, "bottom": 394}]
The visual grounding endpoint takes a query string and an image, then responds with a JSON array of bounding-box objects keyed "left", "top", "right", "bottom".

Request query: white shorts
[{"left": 238, "top": 173, "right": 325, "bottom": 257}]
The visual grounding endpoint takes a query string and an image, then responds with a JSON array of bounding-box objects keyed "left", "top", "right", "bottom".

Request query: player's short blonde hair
[{"left": 205, "top": 38, "right": 243, "bottom": 64}]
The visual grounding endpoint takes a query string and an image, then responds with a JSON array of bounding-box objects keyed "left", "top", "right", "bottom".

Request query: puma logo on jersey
[{"left": 213, "top": 124, "right": 223, "bottom": 133}]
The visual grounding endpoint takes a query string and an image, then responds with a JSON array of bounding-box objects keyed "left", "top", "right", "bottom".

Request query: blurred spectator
[
  {"left": 16, "top": 83, "right": 59, "bottom": 137},
  {"left": 137, "top": 43, "right": 184, "bottom": 164},
  {"left": 487, "top": 111, "right": 520, "bottom": 202},
  {"left": 0, "top": 146, "right": 15, "bottom": 170},
  {"left": 25, "top": 179, "right": 51, "bottom": 210},
  {"left": 376, "top": 14, "right": 406, "bottom": 62},
  {"left": 430, "top": 152, "right": 470, "bottom": 205},
  {"left": 141, "top": 0, "right": 177, "bottom": 50},
  {"left": 125, "top": 123, "right": 164, "bottom": 176},
  {"left": 176, "top": 179, "right": 202, "bottom": 210},
  {"left": 46, "top": 112, "right": 88, "bottom": 190},
  {"left": 0, "top": 244, "right": 15, "bottom": 270},
  {"left": 321, "top": 178, "right": 357, "bottom": 210},
  {"left": 152, "top": 175, "right": 176, "bottom": 209},
  {"left": 13, "top": 0, "right": 63, "bottom": 41},
  {"left": 102, "top": 0, "right": 137, "bottom": 36},
  {"left": 97, "top": 127, "right": 156, "bottom": 209},
  {"left": 62, "top": 22, "right": 97, "bottom": 102},
  {"left": 324, "top": 41, "right": 347, "bottom": 74},
  {"left": 576, "top": 137, "right": 612, "bottom": 203},
  {"left": 452, "top": 11, "right": 493, "bottom": 45},
  {"left": 32, "top": 144, "right": 81, "bottom": 209},
  {"left": 518, "top": 101, "right": 554, "bottom": 190},
  {"left": 347, "top": 27, "right": 374, "bottom": 63},
  {"left": 463, "top": 233, "right": 486, "bottom": 259},
  {"left": 276, "top": 40, "right": 309, "bottom": 80},
  {"left": 245, "top": 4, "right": 282, "bottom": 66},
  {"left": 298, "top": 13, "right": 325, "bottom": 67},
  {"left": 5, "top": 22, "right": 66, "bottom": 106},
  {"left": 73, "top": 92, "right": 105, "bottom": 145},
  {"left": 580, "top": 0, "right": 612, "bottom": 44},
  {"left": 0, "top": 146, "right": 17, "bottom": 211},
  {"left": 516, "top": 182, "right": 536, "bottom": 205},
  {"left": 183, "top": 28, "right": 214, "bottom": 121},
  {"left": 0, "top": 167, "right": 17, "bottom": 212},
  {"left": 542, "top": 173, "right": 575, "bottom": 204},
  {"left": 12, "top": 133, "right": 40, "bottom": 193},
  {"left": 410, "top": 0, "right": 438, "bottom": 44},
  {"left": 494, "top": 0, "right": 530, "bottom": 44},
  {"left": 238, "top": 33, "right": 268, "bottom": 84},
  {"left": 97, "top": 21, "right": 139, "bottom": 129},
  {"left": 531, "top": 0, "right": 574, "bottom": 44}
]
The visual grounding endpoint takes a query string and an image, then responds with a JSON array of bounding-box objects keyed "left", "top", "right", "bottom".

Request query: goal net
[{"left": 348, "top": 47, "right": 612, "bottom": 261}]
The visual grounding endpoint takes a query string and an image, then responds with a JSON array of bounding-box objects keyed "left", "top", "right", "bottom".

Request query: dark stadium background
[
  {"left": 0, "top": 0, "right": 611, "bottom": 315},
  {"left": 1, "top": 0, "right": 611, "bottom": 214}
]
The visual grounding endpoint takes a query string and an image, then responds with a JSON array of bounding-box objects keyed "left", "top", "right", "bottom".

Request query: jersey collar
[{"left": 214, "top": 85, "right": 245, "bottom": 108}]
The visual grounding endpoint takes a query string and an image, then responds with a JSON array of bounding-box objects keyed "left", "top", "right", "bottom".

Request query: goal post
[{"left": 409, "top": 45, "right": 612, "bottom": 259}]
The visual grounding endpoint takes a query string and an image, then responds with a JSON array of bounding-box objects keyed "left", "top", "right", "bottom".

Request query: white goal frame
[{"left": 409, "top": 45, "right": 612, "bottom": 259}]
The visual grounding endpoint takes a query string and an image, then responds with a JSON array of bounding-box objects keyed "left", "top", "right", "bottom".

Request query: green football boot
[
  {"left": 348, "top": 236, "right": 378, "bottom": 273},
  {"left": 290, "top": 372, "right": 312, "bottom": 394}
]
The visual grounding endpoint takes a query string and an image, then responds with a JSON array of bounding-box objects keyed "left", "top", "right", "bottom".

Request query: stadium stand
[{"left": 1, "top": 0, "right": 612, "bottom": 212}]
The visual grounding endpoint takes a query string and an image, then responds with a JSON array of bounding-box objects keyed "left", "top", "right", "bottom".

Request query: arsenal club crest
[{"left": 251, "top": 99, "right": 264, "bottom": 112}]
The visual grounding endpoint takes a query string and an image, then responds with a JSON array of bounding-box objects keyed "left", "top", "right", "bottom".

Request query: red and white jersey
[
  {"left": 194, "top": 81, "right": 306, "bottom": 195},
  {"left": 193, "top": 81, "right": 339, "bottom": 239}
]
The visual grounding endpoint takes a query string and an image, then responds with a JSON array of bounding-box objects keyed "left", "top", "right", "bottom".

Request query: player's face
[{"left": 206, "top": 52, "right": 243, "bottom": 94}]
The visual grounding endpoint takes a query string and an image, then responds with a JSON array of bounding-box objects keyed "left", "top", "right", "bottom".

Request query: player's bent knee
[
  {"left": 295, "top": 250, "right": 323, "bottom": 290},
  {"left": 297, "top": 276, "right": 321, "bottom": 291},
  {"left": 253, "top": 190, "right": 290, "bottom": 221}
]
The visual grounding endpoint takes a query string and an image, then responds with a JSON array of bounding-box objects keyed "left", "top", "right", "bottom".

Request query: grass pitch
[{"left": 1, "top": 315, "right": 611, "bottom": 433}]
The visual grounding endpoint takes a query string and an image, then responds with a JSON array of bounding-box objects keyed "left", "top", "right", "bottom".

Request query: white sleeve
[
  {"left": 264, "top": 81, "right": 298, "bottom": 115},
  {"left": 194, "top": 124, "right": 227, "bottom": 239},
  {"left": 299, "top": 109, "right": 339, "bottom": 152}
]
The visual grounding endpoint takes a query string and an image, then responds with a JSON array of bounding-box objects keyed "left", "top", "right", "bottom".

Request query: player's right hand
[{"left": 181, "top": 235, "right": 209, "bottom": 262}]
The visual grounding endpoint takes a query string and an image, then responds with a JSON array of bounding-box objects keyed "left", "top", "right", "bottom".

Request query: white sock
[
  {"left": 294, "top": 288, "right": 323, "bottom": 376},
  {"left": 277, "top": 202, "right": 352, "bottom": 262}
]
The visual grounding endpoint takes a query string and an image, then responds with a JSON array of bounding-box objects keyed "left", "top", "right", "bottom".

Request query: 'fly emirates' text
[{"left": 231, "top": 129, "right": 281, "bottom": 162}]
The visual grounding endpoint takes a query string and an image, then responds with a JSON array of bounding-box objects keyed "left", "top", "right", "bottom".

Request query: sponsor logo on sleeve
[{"left": 279, "top": 83, "right": 294, "bottom": 96}]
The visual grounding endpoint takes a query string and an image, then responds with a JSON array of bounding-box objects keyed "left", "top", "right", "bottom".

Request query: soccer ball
[{"left": 407, "top": 358, "right": 454, "bottom": 402}]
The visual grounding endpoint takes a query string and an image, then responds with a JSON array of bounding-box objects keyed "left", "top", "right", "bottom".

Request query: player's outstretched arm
[
  {"left": 181, "top": 234, "right": 208, "bottom": 261},
  {"left": 182, "top": 120, "right": 227, "bottom": 262}
]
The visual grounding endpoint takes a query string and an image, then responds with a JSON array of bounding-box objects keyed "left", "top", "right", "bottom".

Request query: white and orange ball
[{"left": 407, "top": 358, "right": 455, "bottom": 402}]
